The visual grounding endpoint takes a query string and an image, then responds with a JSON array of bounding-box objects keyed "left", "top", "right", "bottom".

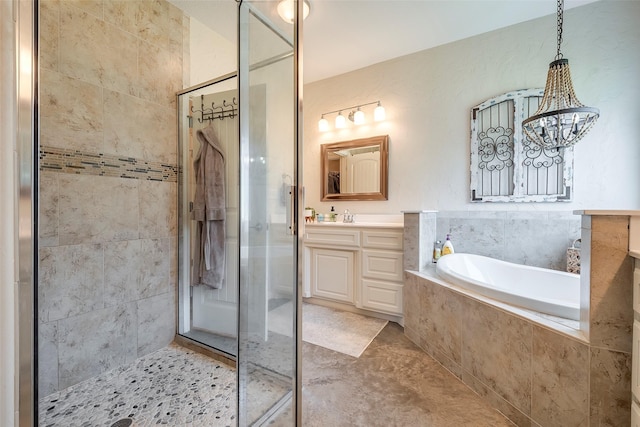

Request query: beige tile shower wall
[{"left": 37, "top": 0, "right": 186, "bottom": 397}]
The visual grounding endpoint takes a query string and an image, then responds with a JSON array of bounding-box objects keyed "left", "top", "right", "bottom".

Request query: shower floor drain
[{"left": 110, "top": 419, "right": 133, "bottom": 427}]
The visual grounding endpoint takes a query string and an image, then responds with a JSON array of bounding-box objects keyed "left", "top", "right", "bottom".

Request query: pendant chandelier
[{"left": 522, "top": 0, "right": 599, "bottom": 150}]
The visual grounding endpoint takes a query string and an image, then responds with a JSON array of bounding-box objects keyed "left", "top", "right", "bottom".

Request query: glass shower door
[
  {"left": 177, "top": 74, "right": 240, "bottom": 357},
  {"left": 237, "top": 1, "right": 300, "bottom": 425}
]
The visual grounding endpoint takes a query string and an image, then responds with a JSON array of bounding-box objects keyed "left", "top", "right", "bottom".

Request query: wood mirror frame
[{"left": 321, "top": 135, "right": 389, "bottom": 201}]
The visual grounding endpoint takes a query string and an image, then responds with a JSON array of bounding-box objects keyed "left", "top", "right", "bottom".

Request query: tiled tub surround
[
  {"left": 38, "top": 0, "right": 186, "bottom": 397},
  {"left": 403, "top": 210, "right": 581, "bottom": 272},
  {"left": 404, "top": 213, "right": 635, "bottom": 426},
  {"left": 405, "top": 270, "right": 590, "bottom": 426},
  {"left": 435, "top": 210, "right": 581, "bottom": 271}
]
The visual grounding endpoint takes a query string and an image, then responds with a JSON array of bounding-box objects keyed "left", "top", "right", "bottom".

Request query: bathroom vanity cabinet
[{"left": 303, "top": 222, "right": 404, "bottom": 323}]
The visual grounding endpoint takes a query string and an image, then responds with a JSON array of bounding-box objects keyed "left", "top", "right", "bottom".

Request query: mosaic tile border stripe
[{"left": 40, "top": 146, "right": 178, "bottom": 182}]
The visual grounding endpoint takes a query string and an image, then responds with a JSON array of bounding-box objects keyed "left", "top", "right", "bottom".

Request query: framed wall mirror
[{"left": 321, "top": 135, "right": 389, "bottom": 201}]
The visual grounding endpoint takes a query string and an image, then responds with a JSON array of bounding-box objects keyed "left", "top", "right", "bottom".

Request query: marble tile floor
[{"left": 39, "top": 323, "right": 513, "bottom": 426}]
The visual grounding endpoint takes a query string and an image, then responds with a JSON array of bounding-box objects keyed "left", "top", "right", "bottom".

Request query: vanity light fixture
[
  {"left": 318, "top": 101, "right": 386, "bottom": 132},
  {"left": 277, "top": 0, "right": 310, "bottom": 24},
  {"left": 522, "top": 0, "right": 599, "bottom": 150},
  {"left": 318, "top": 115, "right": 329, "bottom": 132},
  {"left": 374, "top": 101, "right": 386, "bottom": 121},
  {"left": 349, "top": 108, "right": 365, "bottom": 125}
]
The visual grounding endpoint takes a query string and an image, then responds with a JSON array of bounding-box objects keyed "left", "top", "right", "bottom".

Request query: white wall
[
  {"left": 189, "top": 11, "right": 294, "bottom": 225},
  {"left": 303, "top": 1, "right": 640, "bottom": 215},
  {"left": 189, "top": 16, "right": 236, "bottom": 86}
]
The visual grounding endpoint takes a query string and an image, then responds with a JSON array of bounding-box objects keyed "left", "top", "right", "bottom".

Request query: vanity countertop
[
  {"left": 305, "top": 213, "right": 403, "bottom": 228},
  {"left": 305, "top": 222, "right": 404, "bottom": 228}
]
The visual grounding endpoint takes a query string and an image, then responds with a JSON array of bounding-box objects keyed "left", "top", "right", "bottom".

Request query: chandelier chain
[{"left": 556, "top": 0, "right": 564, "bottom": 60}]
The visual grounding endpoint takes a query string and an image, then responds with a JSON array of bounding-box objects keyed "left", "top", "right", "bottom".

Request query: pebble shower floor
[{"left": 38, "top": 344, "right": 236, "bottom": 426}]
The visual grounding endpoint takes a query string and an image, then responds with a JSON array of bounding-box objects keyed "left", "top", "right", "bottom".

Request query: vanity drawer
[
  {"left": 361, "top": 278, "right": 403, "bottom": 315},
  {"left": 362, "top": 249, "right": 403, "bottom": 282},
  {"left": 362, "top": 229, "right": 403, "bottom": 250},
  {"left": 304, "top": 228, "right": 360, "bottom": 247}
]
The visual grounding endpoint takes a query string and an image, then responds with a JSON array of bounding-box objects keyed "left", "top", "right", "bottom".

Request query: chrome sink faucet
[{"left": 343, "top": 209, "right": 354, "bottom": 223}]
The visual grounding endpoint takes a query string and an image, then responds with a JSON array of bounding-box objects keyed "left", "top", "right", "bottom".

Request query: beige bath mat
[{"left": 269, "top": 302, "right": 387, "bottom": 358}]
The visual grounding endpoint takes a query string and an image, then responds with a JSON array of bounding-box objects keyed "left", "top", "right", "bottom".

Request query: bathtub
[{"left": 436, "top": 253, "right": 580, "bottom": 320}]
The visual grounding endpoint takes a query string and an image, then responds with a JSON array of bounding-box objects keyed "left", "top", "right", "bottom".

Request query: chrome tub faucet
[{"left": 343, "top": 209, "right": 354, "bottom": 223}]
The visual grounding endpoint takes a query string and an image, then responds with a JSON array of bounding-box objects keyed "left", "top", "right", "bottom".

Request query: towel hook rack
[{"left": 189, "top": 95, "right": 238, "bottom": 123}]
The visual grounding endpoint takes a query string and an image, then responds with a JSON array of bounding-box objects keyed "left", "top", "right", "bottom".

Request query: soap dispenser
[
  {"left": 442, "top": 234, "right": 455, "bottom": 256},
  {"left": 329, "top": 206, "right": 337, "bottom": 222},
  {"left": 432, "top": 240, "right": 442, "bottom": 263}
]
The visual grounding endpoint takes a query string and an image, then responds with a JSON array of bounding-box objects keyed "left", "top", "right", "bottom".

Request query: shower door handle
[
  {"left": 250, "top": 222, "right": 264, "bottom": 232},
  {"left": 287, "top": 185, "right": 296, "bottom": 236}
]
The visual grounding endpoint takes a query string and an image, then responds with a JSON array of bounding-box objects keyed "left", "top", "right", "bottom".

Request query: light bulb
[
  {"left": 353, "top": 109, "right": 365, "bottom": 125},
  {"left": 277, "top": 0, "right": 310, "bottom": 24},
  {"left": 374, "top": 103, "right": 386, "bottom": 121},
  {"left": 318, "top": 117, "right": 329, "bottom": 132},
  {"left": 571, "top": 113, "right": 580, "bottom": 135},
  {"left": 335, "top": 112, "right": 346, "bottom": 129}
]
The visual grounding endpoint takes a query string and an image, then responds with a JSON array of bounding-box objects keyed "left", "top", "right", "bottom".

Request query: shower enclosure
[
  {"left": 237, "top": 2, "right": 301, "bottom": 423},
  {"left": 9, "top": 0, "right": 303, "bottom": 424},
  {"left": 176, "top": 2, "right": 301, "bottom": 422},
  {"left": 177, "top": 74, "right": 241, "bottom": 356}
]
